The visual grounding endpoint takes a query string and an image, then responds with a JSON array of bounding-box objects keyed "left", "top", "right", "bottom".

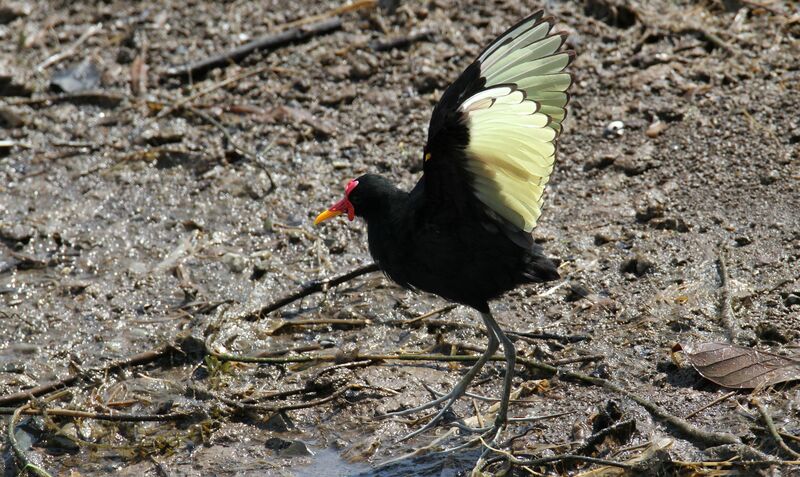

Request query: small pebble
[{"left": 603, "top": 120, "right": 625, "bottom": 138}]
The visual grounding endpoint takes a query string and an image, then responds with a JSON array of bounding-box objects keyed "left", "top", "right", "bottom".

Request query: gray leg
[
  {"left": 384, "top": 311, "right": 500, "bottom": 441},
  {"left": 484, "top": 311, "right": 516, "bottom": 427},
  {"left": 435, "top": 311, "right": 518, "bottom": 455}
]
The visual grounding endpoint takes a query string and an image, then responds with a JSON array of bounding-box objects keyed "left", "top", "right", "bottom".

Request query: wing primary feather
[
  {"left": 423, "top": 10, "right": 573, "bottom": 234},
  {"left": 477, "top": 11, "right": 547, "bottom": 64}
]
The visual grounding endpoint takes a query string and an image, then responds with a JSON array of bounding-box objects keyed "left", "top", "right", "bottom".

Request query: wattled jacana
[{"left": 315, "top": 11, "right": 573, "bottom": 443}]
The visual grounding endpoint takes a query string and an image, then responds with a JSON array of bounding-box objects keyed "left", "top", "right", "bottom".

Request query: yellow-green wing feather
[{"left": 462, "top": 14, "right": 572, "bottom": 232}]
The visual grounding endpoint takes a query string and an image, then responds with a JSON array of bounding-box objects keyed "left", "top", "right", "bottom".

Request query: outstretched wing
[{"left": 423, "top": 11, "right": 573, "bottom": 233}]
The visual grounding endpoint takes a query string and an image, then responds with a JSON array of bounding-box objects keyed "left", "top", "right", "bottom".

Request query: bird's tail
[{"left": 523, "top": 245, "right": 560, "bottom": 283}]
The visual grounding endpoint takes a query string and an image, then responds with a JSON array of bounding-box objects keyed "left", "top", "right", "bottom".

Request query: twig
[
  {"left": 267, "top": 318, "right": 370, "bottom": 334},
  {"left": 193, "top": 383, "right": 366, "bottom": 413},
  {"left": 424, "top": 383, "right": 557, "bottom": 405},
  {"left": 242, "top": 263, "right": 380, "bottom": 320},
  {"left": 508, "top": 330, "right": 591, "bottom": 344},
  {"left": 210, "top": 342, "right": 591, "bottom": 374},
  {"left": 402, "top": 304, "right": 458, "bottom": 324},
  {"left": 284, "top": 0, "right": 377, "bottom": 29},
  {"left": 573, "top": 419, "right": 636, "bottom": 455},
  {"left": 752, "top": 398, "right": 800, "bottom": 458},
  {"left": 209, "top": 349, "right": 534, "bottom": 365},
  {"left": 547, "top": 354, "right": 605, "bottom": 366},
  {"left": 685, "top": 391, "right": 737, "bottom": 419},
  {"left": 8, "top": 91, "right": 124, "bottom": 108},
  {"left": 311, "top": 359, "right": 374, "bottom": 380},
  {"left": 164, "top": 17, "right": 343, "bottom": 79},
  {"left": 488, "top": 451, "right": 633, "bottom": 470},
  {"left": 7, "top": 404, "right": 53, "bottom": 477},
  {"left": 370, "top": 30, "right": 432, "bottom": 52},
  {"left": 673, "top": 459, "right": 800, "bottom": 468},
  {"left": 472, "top": 398, "right": 484, "bottom": 428},
  {"left": 0, "top": 406, "right": 196, "bottom": 422},
  {"left": 774, "top": 430, "right": 800, "bottom": 444},
  {"left": 676, "top": 26, "right": 737, "bottom": 56},
  {"left": 536, "top": 280, "right": 569, "bottom": 297},
  {"left": 255, "top": 343, "right": 324, "bottom": 357},
  {"left": 36, "top": 23, "right": 102, "bottom": 71}
]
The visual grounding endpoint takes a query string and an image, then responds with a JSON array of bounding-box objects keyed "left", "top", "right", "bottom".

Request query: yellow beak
[{"left": 314, "top": 208, "right": 343, "bottom": 225}]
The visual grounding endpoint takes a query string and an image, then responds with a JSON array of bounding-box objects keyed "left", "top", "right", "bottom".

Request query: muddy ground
[{"left": 1, "top": 0, "right": 799, "bottom": 475}]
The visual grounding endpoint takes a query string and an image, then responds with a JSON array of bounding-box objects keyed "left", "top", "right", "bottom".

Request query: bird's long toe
[{"left": 394, "top": 393, "right": 463, "bottom": 442}]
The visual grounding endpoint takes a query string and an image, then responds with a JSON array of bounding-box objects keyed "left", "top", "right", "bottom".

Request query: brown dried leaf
[{"left": 674, "top": 342, "right": 800, "bottom": 389}]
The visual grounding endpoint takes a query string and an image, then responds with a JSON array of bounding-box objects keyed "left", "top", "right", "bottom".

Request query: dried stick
[
  {"left": 508, "top": 330, "right": 591, "bottom": 343},
  {"left": 672, "top": 459, "right": 800, "bottom": 468},
  {"left": 190, "top": 383, "right": 370, "bottom": 413},
  {"left": 7, "top": 91, "right": 124, "bottom": 109},
  {"left": 547, "top": 354, "right": 605, "bottom": 366},
  {"left": 573, "top": 419, "right": 636, "bottom": 455},
  {"left": 208, "top": 349, "right": 527, "bottom": 365},
  {"left": 685, "top": 391, "right": 737, "bottom": 419},
  {"left": 0, "top": 406, "right": 196, "bottom": 422},
  {"left": 7, "top": 404, "right": 53, "bottom": 477},
  {"left": 752, "top": 398, "right": 800, "bottom": 459},
  {"left": 165, "top": 17, "right": 343, "bottom": 79},
  {"left": 402, "top": 304, "right": 457, "bottom": 324},
  {"left": 677, "top": 26, "right": 737, "bottom": 56},
  {"left": 370, "top": 30, "right": 432, "bottom": 52},
  {"left": 242, "top": 262, "right": 380, "bottom": 320},
  {"left": 478, "top": 444, "right": 632, "bottom": 473},
  {"left": 284, "top": 0, "right": 376, "bottom": 29}
]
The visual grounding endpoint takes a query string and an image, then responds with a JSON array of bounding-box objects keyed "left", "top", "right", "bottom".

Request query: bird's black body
[
  {"left": 348, "top": 173, "right": 559, "bottom": 313},
  {"left": 346, "top": 31, "right": 562, "bottom": 310},
  {"left": 314, "top": 10, "right": 572, "bottom": 445}
]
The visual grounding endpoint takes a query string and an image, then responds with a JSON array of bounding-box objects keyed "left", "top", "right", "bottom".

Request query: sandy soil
[{"left": 1, "top": 0, "right": 799, "bottom": 475}]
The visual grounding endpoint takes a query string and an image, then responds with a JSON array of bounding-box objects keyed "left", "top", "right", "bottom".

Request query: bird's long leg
[
  {"left": 384, "top": 311, "right": 499, "bottom": 441},
  {"left": 443, "top": 311, "right": 518, "bottom": 438},
  {"left": 427, "top": 313, "right": 517, "bottom": 456},
  {"left": 470, "top": 311, "right": 516, "bottom": 456},
  {"left": 485, "top": 311, "right": 516, "bottom": 429}
]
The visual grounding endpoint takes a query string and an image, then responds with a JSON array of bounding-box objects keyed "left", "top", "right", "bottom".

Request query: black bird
[{"left": 315, "top": 11, "right": 573, "bottom": 443}]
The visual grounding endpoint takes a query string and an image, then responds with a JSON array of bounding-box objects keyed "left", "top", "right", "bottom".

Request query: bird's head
[
  {"left": 314, "top": 178, "right": 359, "bottom": 225},
  {"left": 314, "top": 174, "right": 396, "bottom": 225}
]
